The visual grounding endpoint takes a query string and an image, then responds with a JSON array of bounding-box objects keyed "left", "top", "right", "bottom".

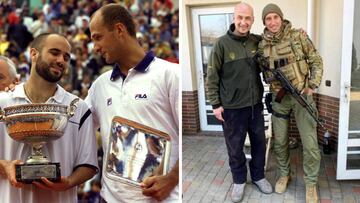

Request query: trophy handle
[
  {"left": 67, "top": 98, "right": 80, "bottom": 117},
  {"left": 0, "top": 107, "right": 4, "bottom": 121}
]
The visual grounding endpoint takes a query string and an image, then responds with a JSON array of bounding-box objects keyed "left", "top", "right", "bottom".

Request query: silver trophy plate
[{"left": 105, "top": 116, "right": 171, "bottom": 187}]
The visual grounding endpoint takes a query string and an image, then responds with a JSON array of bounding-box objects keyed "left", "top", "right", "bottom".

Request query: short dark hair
[
  {"left": 30, "top": 33, "right": 66, "bottom": 52},
  {"left": 97, "top": 4, "right": 136, "bottom": 38},
  {"left": 30, "top": 33, "right": 52, "bottom": 51}
]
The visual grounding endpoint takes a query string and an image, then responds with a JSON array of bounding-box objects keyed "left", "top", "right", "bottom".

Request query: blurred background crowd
[
  {"left": 0, "top": 0, "right": 178, "bottom": 202},
  {"left": 0, "top": 0, "right": 179, "bottom": 99}
]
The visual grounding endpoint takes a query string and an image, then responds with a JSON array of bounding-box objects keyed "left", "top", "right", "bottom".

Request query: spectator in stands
[
  {"left": 17, "top": 53, "right": 30, "bottom": 81},
  {"left": 0, "top": 34, "right": 9, "bottom": 55},
  {"left": 28, "top": 13, "right": 48, "bottom": 37},
  {"left": 0, "top": 56, "right": 18, "bottom": 91},
  {"left": 7, "top": 18, "right": 33, "bottom": 52},
  {"left": 86, "top": 179, "right": 101, "bottom": 203}
]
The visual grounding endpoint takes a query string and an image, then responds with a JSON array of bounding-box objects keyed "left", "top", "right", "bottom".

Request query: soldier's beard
[{"left": 35, "top": 55, "right": 63, "bottom": 83}]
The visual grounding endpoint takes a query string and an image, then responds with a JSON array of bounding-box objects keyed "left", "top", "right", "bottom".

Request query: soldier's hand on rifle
[
  {"left": 213, "top": 106, "right": 225, "bottom": 122},
  {"left": 301, "top": 87, "right": 314, "bottom": 96}
]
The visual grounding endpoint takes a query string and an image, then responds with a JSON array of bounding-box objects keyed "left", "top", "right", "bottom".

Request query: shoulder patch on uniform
[{"left": 229, "top": 52, "right": 235, "bottom": 60}]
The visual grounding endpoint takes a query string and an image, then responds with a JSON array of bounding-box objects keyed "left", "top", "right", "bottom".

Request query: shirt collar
[
  {"left": 13, "top": 83, "right": 66, "bottom": 104},
  {"left": 110, "top": 51, "right": 155, "bottom": 81},
  {"left": 51, "top": 85, "right": 66, "bottom": 103},
  {"left": 12, "top": 83, "right": 27, "bottom": 99}
]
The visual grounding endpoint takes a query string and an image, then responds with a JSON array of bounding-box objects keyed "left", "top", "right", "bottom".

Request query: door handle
[
  {"left": 344, "top": 82, "right": 351, "bottom": 103},
  {"left": 198, "top": 70, "right": 203, "bottom": 85}
]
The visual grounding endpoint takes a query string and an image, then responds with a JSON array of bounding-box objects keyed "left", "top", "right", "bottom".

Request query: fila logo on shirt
[
  {"left": 107, "top": 98, "right": 112, "bottom": 106},
  {"left": 134, "top": 94, "right": 147, "bottom": 100}
]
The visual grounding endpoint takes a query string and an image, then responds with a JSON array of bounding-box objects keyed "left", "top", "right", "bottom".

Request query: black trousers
[{"left": 223, "top": 103, "right": 266, "bottom": 184}]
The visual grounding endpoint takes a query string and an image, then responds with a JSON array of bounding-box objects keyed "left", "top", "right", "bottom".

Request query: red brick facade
[
  {"left": 182, "top": 91, "right": 200, "bottom": 134},
  {"left": 182, "top": 91, "right": 340, "bottom": 150}
]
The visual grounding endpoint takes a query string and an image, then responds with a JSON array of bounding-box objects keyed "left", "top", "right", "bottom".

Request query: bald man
[
  {"left": 206, "top": 3, "right": 272, "bottom": 202},
  {"left": 0, "top": 56, "right": 18, "bottom": 91}
]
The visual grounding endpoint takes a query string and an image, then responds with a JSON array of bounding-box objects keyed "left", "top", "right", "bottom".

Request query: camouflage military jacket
[
  {"left": 258, "top": 20, "right": 323, "bottom": 92},
  {"left": 206, "top": 24, "right": 264, "bottom": 109}
]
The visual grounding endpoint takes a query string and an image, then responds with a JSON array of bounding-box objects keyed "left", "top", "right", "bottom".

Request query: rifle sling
[{"left": 272, "top": 110, "right": 291, "bottom": 120}]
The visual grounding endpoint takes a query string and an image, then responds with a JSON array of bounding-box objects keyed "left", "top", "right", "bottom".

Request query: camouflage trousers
[{"left": 272, "top": 93, "right": 321, "bottom": 186}]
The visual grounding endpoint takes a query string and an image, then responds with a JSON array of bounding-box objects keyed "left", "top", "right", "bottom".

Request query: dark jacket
[{"left": 206, "top": 24, "right": 264, "bottom": 109}]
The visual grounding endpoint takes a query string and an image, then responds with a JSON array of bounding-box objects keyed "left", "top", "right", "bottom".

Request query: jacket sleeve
[
  {"left": 257, "top": 40, "right": 274, "bottom": 83},
  {"left": 299, "top": 32, "right": 323, "bottom": 89},
  {"left": 205, "top": 39, "right": 223, "bottom": 109}
]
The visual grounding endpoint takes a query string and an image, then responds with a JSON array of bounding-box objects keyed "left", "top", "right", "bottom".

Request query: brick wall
[
  {"left": 288, "top": 93, "right": 339, "bottom": 151},
  {"left": 182, "top": 91, "right": 200, "bottom": 134}
]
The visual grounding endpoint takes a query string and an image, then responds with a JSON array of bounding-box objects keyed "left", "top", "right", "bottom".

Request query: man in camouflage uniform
[
  {"left": 258, "top": 3, "right": 323, "bottom": 203},
  {"left": 206, "top": 3, "right": 272, "bottom": 202}
]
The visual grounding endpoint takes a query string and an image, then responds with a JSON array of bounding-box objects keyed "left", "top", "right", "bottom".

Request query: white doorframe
[
  {"left": 337, "top": 0, "right": 360, "bottom": 179},
  {"left": 191, "top": 6, "right": 234, "bottom": 131}
]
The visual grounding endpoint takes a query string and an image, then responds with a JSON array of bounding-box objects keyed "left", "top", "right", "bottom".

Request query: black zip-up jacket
[{"left": 206, "top": 24, "right": 264, "bottom": 109}]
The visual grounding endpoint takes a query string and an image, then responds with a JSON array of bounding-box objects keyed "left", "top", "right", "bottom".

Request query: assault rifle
[{"left": 257, "top": 54, "right": 328, "bottom": 132}]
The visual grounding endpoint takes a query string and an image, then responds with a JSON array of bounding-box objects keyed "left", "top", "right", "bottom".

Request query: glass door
[
  {"left": 191, "top": 6, "right": 234, "bottom": 131},
  {"left": 337, "top": 0, "right": 360, "bottom": 179}
]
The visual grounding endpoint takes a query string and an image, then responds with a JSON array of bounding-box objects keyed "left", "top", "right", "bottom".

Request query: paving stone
[
  {"left": 259, "top": 195, "right": 272, "bottom": 203},
  {"left": 343, "top": 196, "right": 356, "bottom": 203},
  {"left": 182, "top": 136, "right": 360, "bottom": 203},
  {"left": 331, "top": 197, "right": 344, "bottom": 203},
  {"left": 318, "top": 188, "right": 331, "bottom": 199},
  {"left": 246, "top": 198, "right": 259, "bottom": 203},
  {"left": 283, "top": 200, "right": 296, "bottom": 203},
  {"left": 318, "top": 178, "right": 329, "bottom": 188},
  {"left": 271, "top": 193, "right": 284, "bottom": 203},
  {"left": 284, "top": 188, "right": 296, "bottom": 200}
]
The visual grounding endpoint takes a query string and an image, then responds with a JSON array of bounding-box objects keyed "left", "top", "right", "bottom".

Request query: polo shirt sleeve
[
  {"left": 167, "top": 64, "right": 179, "bottom": 130},
  {"left": 85, "top": 83, "right": 100, "bottom": 129},
  {"left": 73, "top": 101, "right": 99, "bottom": 172}
]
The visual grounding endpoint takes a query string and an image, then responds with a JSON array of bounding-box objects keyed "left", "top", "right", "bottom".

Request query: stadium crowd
[{"left": 0, "top": 0, "right": 179, "bottom": 98}]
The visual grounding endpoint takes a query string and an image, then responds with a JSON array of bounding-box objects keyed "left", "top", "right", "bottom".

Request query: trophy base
[{"left": 15, "top": 163, "right": 61, "bottom": 183}]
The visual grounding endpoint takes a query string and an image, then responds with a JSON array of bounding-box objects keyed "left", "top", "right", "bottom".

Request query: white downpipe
[{"left": 307, "top": 0, "right": 315, "bottom": 40}]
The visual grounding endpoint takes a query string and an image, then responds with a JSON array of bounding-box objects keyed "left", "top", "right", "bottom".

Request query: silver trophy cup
[
  {"left": 0, "top": 99, "right": 79, "bottom": 183},
  {"left": 106, "top": 116, "right": 172, "bottom": 187}
]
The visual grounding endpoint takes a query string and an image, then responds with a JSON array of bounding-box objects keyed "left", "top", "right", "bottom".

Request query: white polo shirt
[
  {"left": 0, "top": 83, "right": 98, "bottom": 203},
  {"left": 85, "top": 52, "right": 179, "bottom": 202}
]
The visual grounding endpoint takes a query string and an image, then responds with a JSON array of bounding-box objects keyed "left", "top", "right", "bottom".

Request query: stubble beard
[{"left": 35, "top": 55, "right": 63, "bottom": 83}]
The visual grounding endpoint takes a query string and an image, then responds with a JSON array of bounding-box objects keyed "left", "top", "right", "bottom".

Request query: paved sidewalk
[{"left": 182, "top": 136, "right": 360, "bottom": 203}]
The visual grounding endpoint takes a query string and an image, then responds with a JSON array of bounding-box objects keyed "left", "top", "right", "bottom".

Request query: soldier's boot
[
  {"left": 306, "top": 185, "right": 318, "bottom": 203},
  {"left": 275, "top": 176, "right": 291, "bottom": 193}
]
